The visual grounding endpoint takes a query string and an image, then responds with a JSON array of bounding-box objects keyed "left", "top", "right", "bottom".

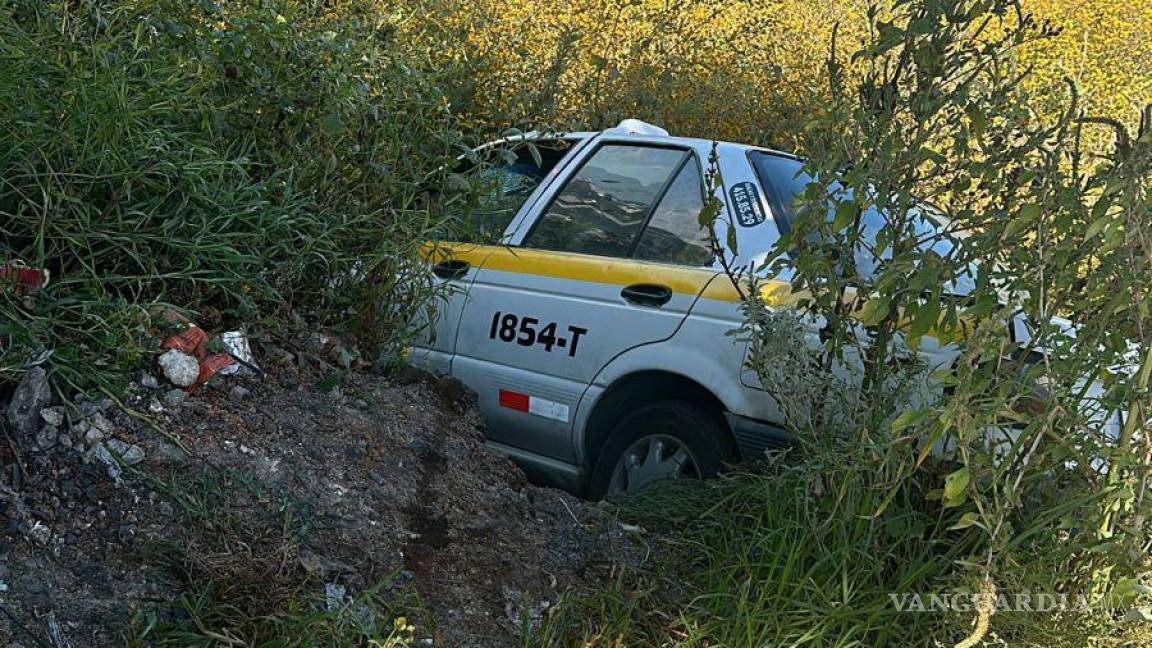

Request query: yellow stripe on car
[{"left": 422, "top": 242, "right": 968, "bottom": 340}]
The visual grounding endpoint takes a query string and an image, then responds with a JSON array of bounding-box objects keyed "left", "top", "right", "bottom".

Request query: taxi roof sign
[{"left": 605, "top": 119, "right": 669, "bottom": 137}]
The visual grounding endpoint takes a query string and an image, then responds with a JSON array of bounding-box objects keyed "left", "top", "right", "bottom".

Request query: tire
[{"left": 586, "top": 401, "right": 733, "bottom": 499}]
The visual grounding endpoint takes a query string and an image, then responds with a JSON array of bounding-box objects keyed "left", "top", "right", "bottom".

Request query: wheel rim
[{"left": 607, "top": 434, "right": 700, "bottom": 495}]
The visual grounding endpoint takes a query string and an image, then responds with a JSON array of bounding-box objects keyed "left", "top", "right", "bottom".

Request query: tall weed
[{"left": 0, "top": 0, "right": 465, "bottom": 389}]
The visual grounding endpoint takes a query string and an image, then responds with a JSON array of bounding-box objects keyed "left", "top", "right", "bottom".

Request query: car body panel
[
  {"left": 409, "top": 243, "right": 494, "bottom": 376},
  {"left": 408, "top": 127, "right": 848, "bottom": 482},
  {"left": 453, "top": 247, "right": 715, "bottom": 462}
]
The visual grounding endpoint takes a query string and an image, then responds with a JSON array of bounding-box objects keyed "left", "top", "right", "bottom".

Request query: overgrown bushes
[
  {"left": 0, "top": 0, "right": 464, "bottom": 390},
  {"left": 695, "top": 0, "right": 1149, "bottom": 645},
  {"left": 395, "top": 0, "right": 1152, "bottom": 150},
  {"left": 532, "top": 1, "right": 1151, "bottom": 646}
]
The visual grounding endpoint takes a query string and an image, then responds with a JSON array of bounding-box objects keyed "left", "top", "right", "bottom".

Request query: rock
[
  {"left": 89, "top": 412, "right": 116, "bottom": 436},
  {"left": 34, "top": 424, "right": 58, "bottom": 451},
  {"left": 45, "top": 612, "right": 70, "bottom": 648},
  {"left": 163, "top": 389, "right": 189, "bottom": 407},
  {"left": 229, "top": 385, "right": 252, "bottom": 403},
  {"left": 39, "top": 406, "right": 66, "bottom": 428},
  {"left": 78, "top": 397, "right": 112, "bottom": 417},
  {"left": 324, "top": 582, "right": 347, "bottom": 611},
  {"left": 140, "top": 372, "right": 160, "bottom": 389},
  {"left": 147, "top": 397, "right": 164, "bottom": 414},
  {"left": 6, "top": 366, "right": 51, "bottom": 441},
  {"left": 84, "top": 427, "right": 106, "bottom": 446},
  {"left": 89, "top": 444, "right": 122, "bottom": 480},
  {"left": 151, "top": 440, "right": 189, "bottom": 465},
  {"left": 105, "top": 438, "right": 145, "bottom": 465},
  {"left": 27, "top": 520, "right": 51, "bottom": 545},
  {"left": 158, "top": 349, "right": 200, "bottom": 387}
]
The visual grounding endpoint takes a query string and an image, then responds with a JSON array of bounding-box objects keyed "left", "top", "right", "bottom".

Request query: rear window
[
  {"left": 749, "top": 151, "right": 961, "bottom": 281},
  {"left": 749, "top": 152, "right": 812, "bottom": 234}
]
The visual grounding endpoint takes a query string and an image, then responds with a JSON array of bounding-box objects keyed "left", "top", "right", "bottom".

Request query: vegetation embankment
[{"left": 1, "top": 0, "right": 462, "bottom": 391}]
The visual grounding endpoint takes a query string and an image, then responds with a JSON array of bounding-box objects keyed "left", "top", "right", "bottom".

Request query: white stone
[{"left": 158, "top": 349, "right": 200, "bottom": 387}]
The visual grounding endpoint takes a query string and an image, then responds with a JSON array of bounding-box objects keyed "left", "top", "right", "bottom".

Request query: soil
[{"left": 0, "top": 346, "right": 641, "bottom": 647}]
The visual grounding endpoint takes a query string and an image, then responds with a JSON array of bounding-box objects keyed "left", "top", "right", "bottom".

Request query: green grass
[{"left": 531, "top": 459, "right": 974, "bottom": 648}]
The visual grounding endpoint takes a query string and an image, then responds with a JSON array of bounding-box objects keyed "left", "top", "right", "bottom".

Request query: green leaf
[
  {"left": 965, "top": 104, "right": 987, "bottom": 136},
  {"left": 948, "top": 511, "right": 982, "bottom": 531},
  {"left": 726, "top": 224, "right": 739, "bottom": 256},
  {"left": 856, "top": 296, "right": 890, "bottom": 326},
  {"left": 832, "top": 202, "right": 857, "bottom": 231},
  {"left": 319, "top": 112, "right": 345, "bottom": 135},
  {"left": 907, "top": 301, "right": 939, "bottom": 339},
  {"left": 1084, "top": 217, "right": 1110, "bottom": 241},
  {"left": 1018, "top": 203, "right": 1041, "bottom": 221},
  {"left": 891, "top": 407, "right": 928, "bottom": 431},
  {"left": 943, "top": 467, "right": 971, "bottom": 508},
  {"left": 698, "top": 199, "right": 721, "bottom": 228}
]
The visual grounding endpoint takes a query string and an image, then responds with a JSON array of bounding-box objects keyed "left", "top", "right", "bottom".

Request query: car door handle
[
  {"left": 620, "top": 283, "right": 673, "bottom": 307},
  {"left": 432, "top": 259, "right": 469, "bottom": 280}
]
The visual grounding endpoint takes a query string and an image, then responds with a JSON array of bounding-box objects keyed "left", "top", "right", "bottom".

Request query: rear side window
[
  {"left": 524, "top": 144, "right": 688, "bottom": 257},
  {"left": 748, "top": 152, "right": 811, "bottom": 233},
  {"left": 632, "top": 160, "right": 712, "bottom": 266}
]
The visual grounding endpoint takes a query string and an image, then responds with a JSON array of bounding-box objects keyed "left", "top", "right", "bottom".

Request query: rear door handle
[
  {"left": 432, "top": 259, "right": 469, "bottom": 280},
  {"left": 620, "top": 283, "right": 673, "bottom": 307}
]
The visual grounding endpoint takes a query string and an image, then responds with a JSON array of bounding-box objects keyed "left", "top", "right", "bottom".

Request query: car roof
[{"left": 479, "top": 119, "right": 801, "bottom": 162}]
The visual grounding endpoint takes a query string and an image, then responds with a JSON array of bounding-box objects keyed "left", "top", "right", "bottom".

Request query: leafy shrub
[
  {"left": 534, "top": 1, "right": 1151, "bottom": 646},
  {"left": 724, "top": 0, "right": 1152, "bottom": 644},
  {"left": 397, "top": 0, "right": 1152, "bottom": 153},
  {"left": 0, "top": 0, "right": 465, "bottom": 389}
]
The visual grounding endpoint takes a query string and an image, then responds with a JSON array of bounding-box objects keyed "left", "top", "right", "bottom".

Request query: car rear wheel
[{"left": 588, "top": 401, "right": 731, "bottom": 499}]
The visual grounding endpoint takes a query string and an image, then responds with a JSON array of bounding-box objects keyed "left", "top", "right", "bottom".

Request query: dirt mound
[{"left": 0, "top": 360, "right": 639, "bottom": 646}]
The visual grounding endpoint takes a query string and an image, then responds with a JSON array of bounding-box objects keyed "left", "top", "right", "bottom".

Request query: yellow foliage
[
  {"left": 398, "top": 0, "right": 1150, "bottom": 146},
  {"left": 1024, "top": 0, "right": 1152, "bottom": 119}
]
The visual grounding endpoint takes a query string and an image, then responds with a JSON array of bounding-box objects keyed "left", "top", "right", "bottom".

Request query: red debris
[
  {"left": 162, "top": 324, "right": 236, "bottom": 390},
  {"left": 196, "top": 353, "right": 237, "bottom": 387},
  {"left": 163, "top": 326, "right": 209, "bottom": 355},
  {"left": 1, "top": 263, "right": 49, "bottom": 295}
]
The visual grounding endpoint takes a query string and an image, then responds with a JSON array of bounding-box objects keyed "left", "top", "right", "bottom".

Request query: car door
[{"left": 451, "top": 140, "right": 720, "bottom": 462}]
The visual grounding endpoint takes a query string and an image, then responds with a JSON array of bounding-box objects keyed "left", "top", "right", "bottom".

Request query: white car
[{"left": 409, "top": 120, "right": 1120, "bottom": 497}]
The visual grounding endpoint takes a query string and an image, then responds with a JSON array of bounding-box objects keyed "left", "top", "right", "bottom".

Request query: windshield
[{"left": 448, "top": 140, "right": 576, "bottom": 241}]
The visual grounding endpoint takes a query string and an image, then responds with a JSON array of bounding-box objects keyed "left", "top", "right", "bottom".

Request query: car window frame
[
  {"left": 518, "top": 141, "right": 695, "bottom": 260},
  {"left": 453, "top": 140, "right": 579, "bottom": 242},
  {"left": 747, "top": 149, "right": 966, "bottom": 280}
]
